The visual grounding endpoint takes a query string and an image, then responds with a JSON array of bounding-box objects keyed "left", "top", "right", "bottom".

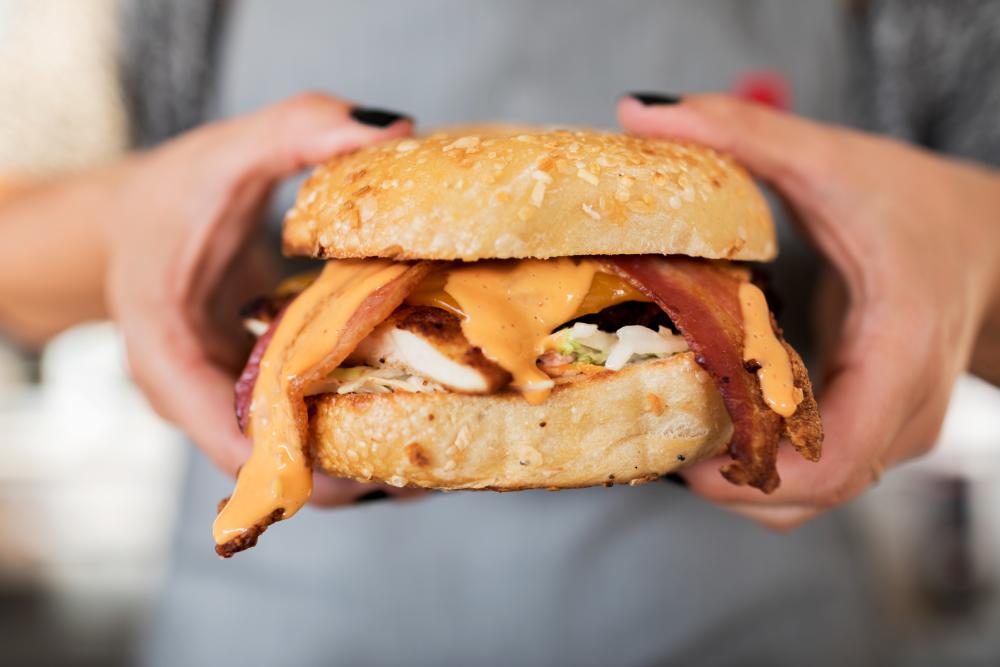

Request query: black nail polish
[
  {"left": 628, "top": 92, "right": 682, "bottom": 106},
  {"left": 661, "top": 473, "right": 688, "bottom": 488},
  {"left": 350, "top": 107, "right": 410, "bottom": 128},
  {"left": 355, "top": 490, "right": 390, "bottom": 504}
]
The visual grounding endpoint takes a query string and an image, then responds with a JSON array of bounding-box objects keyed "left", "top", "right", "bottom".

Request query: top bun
[{"left": 283, "top": 126, "right": 776, "bottom": 262}]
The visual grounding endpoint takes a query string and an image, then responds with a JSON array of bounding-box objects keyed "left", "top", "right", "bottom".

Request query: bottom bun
[{"left": 309, "top": 352, "right": 733, "bottom": 490}]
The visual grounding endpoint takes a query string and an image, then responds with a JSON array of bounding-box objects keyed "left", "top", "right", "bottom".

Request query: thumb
[
  {"left": 194, "top": 92, "right": 414, "bottom": 185},
  {"left": 172, "top": 93, "right": 415, "bottom": 352},
  {"left": 617, "top": 93, "right": 853, "bottom": 208},
  {"left": 618, "top": 92, "right": 874, "bottom": 321}
]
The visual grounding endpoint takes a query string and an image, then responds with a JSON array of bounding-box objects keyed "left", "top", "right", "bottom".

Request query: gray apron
[{"left": 144, "top": 2, "right": 883, "bottom": 665}]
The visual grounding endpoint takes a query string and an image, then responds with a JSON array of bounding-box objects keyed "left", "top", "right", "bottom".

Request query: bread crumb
[
  {"left": 581, "top": 203, "right": 601, "bottom": 220},
  {"left": 444, "top": 136, "right": 480, "bottom": 151},
  {"left": 530, "top": 181, "right": 547, "bottom": 207},
  {"left": 404, "top": 443, "right": 430, "bottom": 467}
]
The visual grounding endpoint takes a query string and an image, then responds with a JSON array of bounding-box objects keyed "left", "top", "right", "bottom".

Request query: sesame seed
[
  {"left": 530, "top": 181, "right": 547, "bottom": 207},
  {"left": 443, "top": 135, "right": 480, "bottom": 151},
  {"left": 669, "top": 195, "right": 682, "bottom": 209},
  {"left": 358, "top": 196, "right": 377, "bottom": 222},
  {"left": 395, "top": 139, "right": 419, "bottom": 152},
  {"left": 581, "top": 203, "right": 601, "bottom": 220},
  {"left": 531, "top": 170, "right": 553, "bottom": 184},
  {"left": 577, "top": 169, "right": 599, "bottom": 185}
]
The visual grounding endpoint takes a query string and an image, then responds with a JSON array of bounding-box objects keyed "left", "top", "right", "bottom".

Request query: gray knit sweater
[{"left": 119, "top": 0, "right": 1000, "bottom": 166}]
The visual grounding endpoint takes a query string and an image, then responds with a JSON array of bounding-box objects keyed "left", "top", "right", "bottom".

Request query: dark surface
[{"left": 0, "top": 583, "right": 136, "bottom": 667}]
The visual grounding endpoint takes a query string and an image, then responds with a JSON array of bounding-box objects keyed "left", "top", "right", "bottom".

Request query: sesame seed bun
[
  {"left": 283, "top": 126, "right": 776, "bottom": 262},
  {"left": 308, "top": 354, "right": 732, "bottom": 490}
]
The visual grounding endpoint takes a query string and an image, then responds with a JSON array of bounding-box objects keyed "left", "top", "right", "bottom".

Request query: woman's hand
[
  {"left": 619, "top": 93, "right": 1000, "bottom": 529},
  {"left": 94, "top": 93, "right": 412, "bottom": 504}
]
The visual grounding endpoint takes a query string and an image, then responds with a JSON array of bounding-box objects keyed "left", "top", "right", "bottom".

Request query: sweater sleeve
[
  {"left": 856, "top": 0, "right": 1000, "bottom": 166},
  {"left": 118, "top": 0, "right": 228, "bottom": 146}
]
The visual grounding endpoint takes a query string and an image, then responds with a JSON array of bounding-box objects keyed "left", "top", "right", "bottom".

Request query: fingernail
[
  {"left": 349, "top": 106, "right": 411, "bottom": 128},
  {"left": 628, "top": 92, "right": 682, "bottom": 106},
  {"left": 355, "top": 489, "right": 390, "bottom": 504},
  {"left": 661, "top": 473, "right": 688, "bottom": 488}
]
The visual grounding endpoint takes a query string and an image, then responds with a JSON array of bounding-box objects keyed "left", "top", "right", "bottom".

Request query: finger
[
  {"left": 681, "top": 328, "right": 912, "bottom": 508},
  {"left": 309, "top": 475, "right": 379, "bottom": 506},
  {"left": 720, "top": 502, "right": 817, "bottom": 532},
  {"left": 195, "top": 92, "right": 414, "bottom": 186},
  {"left": 118, "top": 311, "right": 250, "bottom": 477},
  {"left": 617, "top": 93, "right": 883, "bottom": 295},
  {"left": 200, "top": 235, "right": 280, "bottom": 373},
  {"left": 309, "top": 473, "right": 428, "bottom": 507},
  {"left": 617, "top": 93, "right": 851, "bottom": 205},
  {"left": 179, "top": 95, "right": 414, "bottom": 363},
  {"left": 178, "top": 93, "right": 414, "bottom": 305}
]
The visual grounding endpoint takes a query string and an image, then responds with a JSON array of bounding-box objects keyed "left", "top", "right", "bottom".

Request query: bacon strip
[
  {"left": 606, "top": 256, "right": 821, "bottom": 492},
  {"left": 235, "top": 311, "right": 282, "bottom": 433}
]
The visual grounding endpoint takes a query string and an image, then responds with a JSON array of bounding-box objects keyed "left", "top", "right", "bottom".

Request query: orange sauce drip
[
  {"left": 738, "top": 282, "right": 803, "bottom": 417},
  {"left": 213, "top": 260, "right": 409, "bottom": 547},
  {"left": 441, "top": 258, "right": 598, "bottom": 403},
  {"left": 406, "top": 266, "right": 648, "bottom": 320}
]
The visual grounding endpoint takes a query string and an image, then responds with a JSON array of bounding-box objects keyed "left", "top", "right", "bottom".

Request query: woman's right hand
[
  {"left": 100, "top": 94, "right": 412, "bottom": 498},
  {"left": 619, "top": 93, "right": 1000, "bottom": 529}
]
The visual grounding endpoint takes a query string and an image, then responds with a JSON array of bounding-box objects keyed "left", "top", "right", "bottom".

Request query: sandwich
[{"left": 214, "top": 127, "right": 823, "bottom": 557}]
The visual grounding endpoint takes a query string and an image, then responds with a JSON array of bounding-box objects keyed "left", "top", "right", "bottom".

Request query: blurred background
[{"left": 2, "top": 1, "right": 999, "bottom": 665}]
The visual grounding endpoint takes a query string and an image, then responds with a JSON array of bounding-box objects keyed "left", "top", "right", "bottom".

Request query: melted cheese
[
  {"left": 405, "top": 262, "right": 648, "bottom": 404},
  {"left": 213, "top": 259, "right": 408, "bottom": 547},
  {"left": 443, "top": 259, "right": 597, "bottom": 403},
  {"left": 406, "top": 266, "right": 647, "bottom": 320},
  {"left": 738, "top": 282, "right": 803, "bottom": 417}
]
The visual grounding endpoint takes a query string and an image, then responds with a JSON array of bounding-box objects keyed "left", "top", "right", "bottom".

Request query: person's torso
[{"left": 147, "top": 4, "right": 881, "bottom": 666}]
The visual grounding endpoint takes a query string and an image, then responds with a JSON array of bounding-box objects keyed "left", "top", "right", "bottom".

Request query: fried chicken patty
[{"left": 348, "top": 306, "right": 511, "bottom": 393}]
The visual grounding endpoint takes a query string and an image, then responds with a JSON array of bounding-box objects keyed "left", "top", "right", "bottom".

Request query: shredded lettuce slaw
[
  {"left": 321, "top": 323, "right": 688, "bottom": 394},
  {"left": 541, "top": 322, "right": 688, "bottom": 370}
]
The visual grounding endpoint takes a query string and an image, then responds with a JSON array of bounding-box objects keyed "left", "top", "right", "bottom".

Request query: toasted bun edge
[
  {"left": 284, "top": 127, "right": 776, "bottom": 262},
  {"left": 309, "top": 353, "right": 733, "bottom": 490}
]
